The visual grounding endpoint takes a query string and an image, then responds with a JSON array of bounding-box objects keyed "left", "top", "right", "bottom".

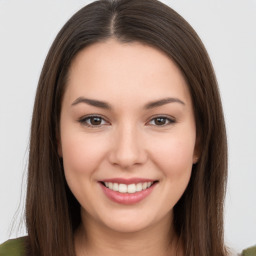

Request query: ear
[
  {"left": 193, "top": 154, "right": 199, "bottom": 164},
  {"left": 193, "top": 136, "right": 201, "bottom": 164}
]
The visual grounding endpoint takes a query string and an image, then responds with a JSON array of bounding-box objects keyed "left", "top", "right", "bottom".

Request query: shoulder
[
  {"left": 242, "top": 245, "right": 256, "bottom": 256},
  {"left": 0, "top": 237, "right": 27, "bottom": 256}
]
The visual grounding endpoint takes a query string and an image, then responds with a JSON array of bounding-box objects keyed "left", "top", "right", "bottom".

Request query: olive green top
[
  {"left": 0, "top": 237, "right": 255, "bottom": 256},
  {"left": 242, "top": 245, "right": 256, "bottom": 256},
  {"left": 0, "top": 237, "right": 26, "bottom": 256}
]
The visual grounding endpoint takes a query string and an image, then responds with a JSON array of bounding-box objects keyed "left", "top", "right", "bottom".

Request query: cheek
[
  {"left": 150, "top": 134, "right": 195, "bottom": 209},
  {"left": 60, "top": 131, "right": 108, "bottom": 177},
  {"left": 60, "top": 132, "right": 109, "bottom": 212},
  {"left": 149, "top": 132, "right": 196, "bottom": 178}
]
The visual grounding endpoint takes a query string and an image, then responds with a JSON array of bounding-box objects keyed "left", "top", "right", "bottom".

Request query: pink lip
[
  {"left": 99, "top": 179, "right": 158, "bottom": 205},
  {"left": 100, "top": 178, "right": 155, "bottom": 184}
]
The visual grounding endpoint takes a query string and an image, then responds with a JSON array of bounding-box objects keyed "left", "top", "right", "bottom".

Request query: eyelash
[
  {"left": 78, "top": 115, "right": 175, "bottom": 128},
  {"left": 147, "top": 116, "right": 175, "bottom": 126},
  {"left": 78, "top": 115, "right": 109, "bottom": 128}
]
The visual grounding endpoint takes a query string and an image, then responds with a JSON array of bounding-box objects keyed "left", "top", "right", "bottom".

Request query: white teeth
[
  {"left": 113, "top": 183, "right": 119, "bottom": 191},
  {"left": 103, "top": 181, "right": 154, "bottom": 193},
  {"left": 127, "top": 184, "right": 136, "bottom": 193},
  {"left": 142, "top": 182, "right": 148, "bottom": 190},
  {"left": 136, "top": 183, "right": 143, "bottom": 192},
  {"left": 119, "top": 184, "right": 127, "bottom": 193}
]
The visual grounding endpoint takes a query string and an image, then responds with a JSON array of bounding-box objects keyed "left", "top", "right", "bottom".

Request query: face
[{"left": 59, "top": 39, "right": 198, "bottom": 234}]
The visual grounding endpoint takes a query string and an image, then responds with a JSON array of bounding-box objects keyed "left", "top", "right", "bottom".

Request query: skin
[{"left": 59, "top": 39, "right": 198, "bottom": 256}]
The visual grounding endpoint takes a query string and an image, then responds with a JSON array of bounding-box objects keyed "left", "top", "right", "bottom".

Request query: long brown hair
[{"left": 26, "top": 0, "right": 228, "bottom": 255}]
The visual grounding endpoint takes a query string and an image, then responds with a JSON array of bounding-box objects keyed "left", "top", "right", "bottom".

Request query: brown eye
[
  {"left": 155, "top": 117, "right": 167, "bottom": 125},
  {"left": 148, "top": 116, "right": 175, "bottom": 126},
  {"left": 79, "top": 115, "right": 108, "bottom": 127},
  {"left": 90, "top": 116, "right": 102, "bottom": 125}
]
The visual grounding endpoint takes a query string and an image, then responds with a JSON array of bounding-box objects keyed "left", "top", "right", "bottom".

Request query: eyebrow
[
  {"left": 71, "top": 97, "right": 185, "bottom": 110},
  {"left": 144, "top": 97, "right": 185, "bottom": 109},
  {"left": 72, "top": 97, "right": 112, "bottom": 109}
]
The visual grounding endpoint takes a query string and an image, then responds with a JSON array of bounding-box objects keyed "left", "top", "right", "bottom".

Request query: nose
[{"left": 108, "top": 123, "right": 147, "bottom": 169}]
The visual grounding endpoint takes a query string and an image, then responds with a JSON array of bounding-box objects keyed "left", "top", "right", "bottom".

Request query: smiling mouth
[{"left": 100, "top": 181, "right": 158, "bottom": 194}]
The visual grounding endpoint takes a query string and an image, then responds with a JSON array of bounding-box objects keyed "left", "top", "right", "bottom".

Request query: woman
[{"left": 0, "top": 0, "right": 230, "bottom": 255}]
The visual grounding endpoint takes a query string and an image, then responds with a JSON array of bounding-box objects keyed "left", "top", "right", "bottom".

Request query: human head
[{"left": 26, "top": 0, "right": 227, "bottom": 255}]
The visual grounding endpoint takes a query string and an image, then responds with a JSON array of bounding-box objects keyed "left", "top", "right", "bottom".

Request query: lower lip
[{"left": 99, "top": 182, "right": 157, "bottom": 205}]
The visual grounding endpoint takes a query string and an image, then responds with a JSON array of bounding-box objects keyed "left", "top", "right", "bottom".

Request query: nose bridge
[{"left": 109, "top": 121, "right": 146, "bottom": 168}]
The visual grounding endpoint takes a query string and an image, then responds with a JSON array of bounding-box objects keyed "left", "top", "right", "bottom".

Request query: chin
[
  {"left": 98, "top": 209, "right": 168, "bottom": 234},
  {"left": 103, "top": 219, "right": 151, "bottom": 234}
]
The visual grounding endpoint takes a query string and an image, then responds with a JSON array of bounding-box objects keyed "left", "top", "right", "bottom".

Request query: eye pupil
[
  {"left": 155, "top": 117, "right": 166, "bottom": 125},
  {"left": 91, "top": 117, "right": 102, "bottom": 125}
]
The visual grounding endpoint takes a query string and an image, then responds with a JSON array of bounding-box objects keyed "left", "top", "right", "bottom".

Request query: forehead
[{"left": 65, "top": 39, "right": 191, "bottom": 107}]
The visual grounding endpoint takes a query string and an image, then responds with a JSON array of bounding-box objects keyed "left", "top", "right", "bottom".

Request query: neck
[{"left": 75, "top": 211, "right": 182, "bottom": 256}]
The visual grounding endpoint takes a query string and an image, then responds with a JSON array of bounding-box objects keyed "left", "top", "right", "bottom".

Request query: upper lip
[{"left": 99, "top": 178, "right": 157, "bottom": 185}]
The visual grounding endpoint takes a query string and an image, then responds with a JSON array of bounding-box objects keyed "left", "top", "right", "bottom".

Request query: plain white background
[{"left": 0, "top": 0, "right": 255, "bottom": 253}]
